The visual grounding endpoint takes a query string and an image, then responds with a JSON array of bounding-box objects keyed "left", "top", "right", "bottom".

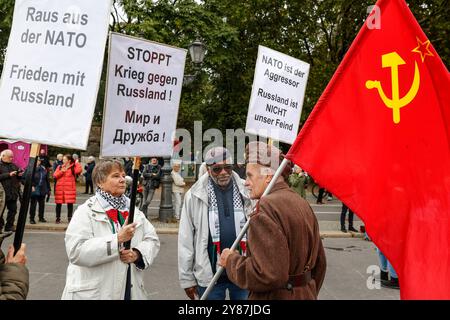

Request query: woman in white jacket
[{"left": 61, "top": 160, "right": 160, "bottom": 300}]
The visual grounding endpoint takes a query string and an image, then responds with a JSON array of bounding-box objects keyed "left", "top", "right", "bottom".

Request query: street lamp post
[
  {"left": 159, "top": 38, "right": 206, "bottom": 222},
  {"left": 158, "top": 156, "right": 174, "bottom": 222},
  {"left": 188, "top": 38, "right": 206, "bottom": 66},
  {"left": 183, "top": 38, "right": 207, "bottom": 85}
]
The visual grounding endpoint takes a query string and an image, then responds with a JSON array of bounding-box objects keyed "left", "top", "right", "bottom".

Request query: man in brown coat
[
  {"left": 0, "top": 232, "right": 29, "bottom": 300},
  {"left": 219, "top": 141, "right": 326, "bottom": 299}
]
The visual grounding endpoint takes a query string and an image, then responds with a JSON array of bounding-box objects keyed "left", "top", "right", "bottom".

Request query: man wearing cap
[
  {"left": 178, "top": 147, "right": 252, "bottom": 300},
  {"left": 0, "top": 149, "right": 23, "bottom": 233},
  {"left": 140, "top": 157, "right": 161, "bottom": 217},
  {"left": 219, "top": 141, "right": 326, "bottom": 299},
  {"left": 288, "top": 165, "right": 308, "bottom": 199}
]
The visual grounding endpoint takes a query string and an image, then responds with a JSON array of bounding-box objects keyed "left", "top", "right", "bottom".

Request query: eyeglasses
[{"left": 210, "top": 164, "right": 233, "bottom": 174}]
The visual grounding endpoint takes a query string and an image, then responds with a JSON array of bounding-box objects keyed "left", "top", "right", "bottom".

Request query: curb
[
  {"left": 320, "top": 231, "right": 364, "bottom": 239},
  {"left": 24, "top": 225, "right": 364, "bottom": 238},
  {"left": 25, "top": 224, "right": 67, "bottom": 232},
  {"left": 155, "top": 228, "right": 179, "bottom": 235}
]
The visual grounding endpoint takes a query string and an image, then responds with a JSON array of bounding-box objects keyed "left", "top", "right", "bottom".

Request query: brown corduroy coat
[
  {"left": 226, "top": 180, "right": 326, "bottom": 300},
  {"left": 0, "top": 233, "right": 29, "bottom": 300}
]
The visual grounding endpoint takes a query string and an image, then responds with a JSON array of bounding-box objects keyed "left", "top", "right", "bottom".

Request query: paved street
[
  {"left": 2, "top": 232, "right": 399, "bottom": 300},
  {"left": 1, "top": 183, "right": 395, "bottom": 300}
]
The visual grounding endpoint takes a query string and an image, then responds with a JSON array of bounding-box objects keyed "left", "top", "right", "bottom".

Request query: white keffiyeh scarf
[{"left": 207, "top": 177, "right": 247, "bottom": 271}]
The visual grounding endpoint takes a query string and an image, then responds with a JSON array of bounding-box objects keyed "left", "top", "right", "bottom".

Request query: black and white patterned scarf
[
  {"left": 96, "top": 188, "right": 127, "bottom": 210},
  {"left": 207, "top": 177, "right": 247, "bottom": 272}
]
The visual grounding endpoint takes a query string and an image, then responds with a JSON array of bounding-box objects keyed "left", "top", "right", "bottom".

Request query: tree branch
[{"left": 303, "top": 37, "right": 314, "bottom": 67}]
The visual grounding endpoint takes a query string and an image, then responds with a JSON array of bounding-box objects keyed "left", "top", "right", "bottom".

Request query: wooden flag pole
[
  {"left": 124, "top": 156, "right": 141, "bottom": 250},
  {"left": 13, "top": 143, "right": 40, "bottom": 254}
]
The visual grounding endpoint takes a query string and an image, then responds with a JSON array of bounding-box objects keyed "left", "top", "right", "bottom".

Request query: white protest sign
[
  {"left": 245, "top": 45, "right": 310, "bottom": 144},
  {"left": 0, "top": 0, "right": 112, "bottom": 150},
  {"left": 100, "top": 33, "right": 187, "bottom": 157}
]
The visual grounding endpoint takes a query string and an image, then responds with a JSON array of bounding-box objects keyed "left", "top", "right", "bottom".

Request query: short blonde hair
[{"left": 92, "top": 160, "right": 124, "bottom": 187}]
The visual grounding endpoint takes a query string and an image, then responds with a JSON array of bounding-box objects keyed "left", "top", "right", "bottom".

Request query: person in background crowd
[
  {"left": 171, "top": 160, "right": 185, "bottom": 220},
  {"left": 61, "top": 160, "right": 160, "bottom": 300},
  {"left": 0, "top": 232, "right": 28, "bottom": 300},
  {"left": 158, "top": 157, "right": 165, "bottom": 168},
  {"left": 376, "top": 247, "right": 400, "bottom": 290},
  {"left": 72, "top": 154, "right": 81, "bottom": 182},
  {"left": 316, "top": 187, "right": 333, "bottom": 204},
  {"left": 288, "top": 165, "right": 308, "bottom": 199},
  {"left": 185, "top": 153, "right": 193, "bottom": 177},
  {"left": 52, "top": 154, "right": 64, "bottom": 173},
  {"left": 0, "top": 150, "right": 23, "bottom": 233},
  {"left": 233, "top": 163, "right": 246, "bottom": 180},
  {"left": 83, "top": 156, "right": 96, "bottom": 195},
  {"left": 53, "top": 154, "right": 82, "bottom": 224},
  {"left": 0, "top": 183, "right": 5, "bottom": 223},
  {"left": 178, "top": 147, "right": 252, "bottom": 300},
  {"left": 340, "top": 203, "right": 358, "bottom": 233},
  {"left": 219, "top": 141, "right": 326, "bottom": 300},
  {"left": 52, "top": 154, "right": 63, "bottom": 195},
  {"left": 316, "top": 187, "right": 325, "bottom": 204},
  {"left": 140, "top": 157, "right": 161, "bottom": 218},
  {"left": 38, "top": 149, "right": 51, "bottom": 173},
  {"left": 28, "top": 157, "right": 51, "bottom": 224},
  {"left": 123, "top": 157, "right": 133, "bottom": 177}
]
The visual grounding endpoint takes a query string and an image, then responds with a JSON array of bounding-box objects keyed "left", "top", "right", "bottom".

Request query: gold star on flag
[{"left": 412, "top": 37, "right": 434, "bottom": 62}]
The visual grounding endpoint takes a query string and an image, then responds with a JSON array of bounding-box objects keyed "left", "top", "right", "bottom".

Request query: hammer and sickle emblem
[{"left": 366, "top": 52, "right": 420, "bottom": 124}]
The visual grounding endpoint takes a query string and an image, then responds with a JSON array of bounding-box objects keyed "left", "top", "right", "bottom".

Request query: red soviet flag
[{"left": 286, "top": 0, "right": 450, "bottom": 299}]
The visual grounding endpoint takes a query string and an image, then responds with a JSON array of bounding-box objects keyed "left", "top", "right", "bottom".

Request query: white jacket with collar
[
  {"left": 178, "top": 171, "right": 253, "bottom": 289},
  {"left": 61, "top": 195, "right": 160, "bottom": 300}
]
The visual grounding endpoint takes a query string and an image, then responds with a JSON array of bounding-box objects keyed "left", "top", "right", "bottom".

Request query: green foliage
[
  {"left": 0, "top": 0, "right": 448, "bottom": 140},
  {"left": 0, "top": 0, "right": 14, "bottom": 72},
  {"left": 408, "top": 0, "right": 450, "bottom": 65}
]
